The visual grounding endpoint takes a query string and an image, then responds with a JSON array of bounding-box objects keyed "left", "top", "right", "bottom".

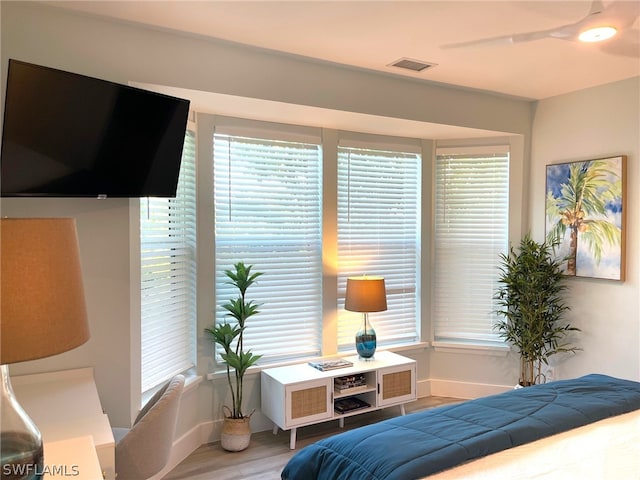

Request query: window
[
  {"left": 140, "top": 130, "right": 197, "bottom": 393},
  {"left": 433, "top": 146, "right": 509, "bottom": 345},
  {"left": 337, "top": 144, "right": 421, "bottom": 351},
  {"left": 213, "top": 131, "right": 323, "bottom": 363},
  {"left": 207, "top": 120, "right": 423, "bottom": 367}
]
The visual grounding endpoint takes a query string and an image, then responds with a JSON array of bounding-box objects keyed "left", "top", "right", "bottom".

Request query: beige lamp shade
[
  {"left": 345, "top": 276, "right": 387, "bottom": 313},
  {"left": 1, "top": 218, "right": 90, "bottom": 364}
]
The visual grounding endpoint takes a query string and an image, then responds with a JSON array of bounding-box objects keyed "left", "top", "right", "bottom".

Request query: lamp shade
[
  {"left": 345, "top": 276, "right": 387, "bottom": 313},
  {"left": 1, "top": 218, "right": 90, "bottom": 364}
]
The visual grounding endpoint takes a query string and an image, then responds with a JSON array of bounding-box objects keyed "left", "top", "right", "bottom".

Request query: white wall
[{"left": 529, "top": 77, "right": 640, "bottom": 382}]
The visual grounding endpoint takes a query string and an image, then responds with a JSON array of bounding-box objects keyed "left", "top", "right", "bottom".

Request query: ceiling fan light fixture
[{"left": 578, "top": 26, "right": 617, "bottom": 43}]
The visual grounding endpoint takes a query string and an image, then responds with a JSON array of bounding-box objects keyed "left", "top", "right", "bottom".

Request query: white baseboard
[
  {"left": 417, "top": 378, "right": 431, "bottom": 398},
  {"left": 149, "top": 424, "right": 202, "bottom": 480},
  {"left": 427, "top": 378, "right": 511, "bottom": 399}
]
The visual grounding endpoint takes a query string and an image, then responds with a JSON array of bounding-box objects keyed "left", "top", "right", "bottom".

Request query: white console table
[
  {"left": 44, "top": 435, "right": 104, "bottom": 479},
  {"left": 261, "top": 351, "right": 416, "bottom": 449},
  {"left": 12, "top": 367, "right": 115, "bottom": 480}
]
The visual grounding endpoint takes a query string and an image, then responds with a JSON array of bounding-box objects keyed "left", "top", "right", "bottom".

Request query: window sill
[
  {"left": 142, "top": 371, "right": 202, "bottom": 407},
  {"left": 183, "top": 373, "right": 203, "bottom": 393},
  {"left": 207, "top": 360, "right": 311, "bottom": 382},
  {"left": 385, "top": 341, "right": 430, "bottom": 353},
  {"left": 206, "top": 342, "right": 431, "bottom": 381},
  {"left": 432, "top": 341, "right": 510, "bottom": 357}
]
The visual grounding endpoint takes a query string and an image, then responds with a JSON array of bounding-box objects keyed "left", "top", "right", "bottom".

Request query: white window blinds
[
  {"left": 140, "top": 129, "right": 197, "bottom": 392},
  {"left": 213, "top": 132, "right": 323, "bottom": 363},
  {"left": 337, "top": 145, "right": 421, "bottom": 351},
  {"left": 433, "top": 146, "right": 509, "bottom": 345}
]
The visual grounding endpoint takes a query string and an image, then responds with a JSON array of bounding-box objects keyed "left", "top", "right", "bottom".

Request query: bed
[{"left": 281, "top": 374, "right": 640, "bottom": 480}]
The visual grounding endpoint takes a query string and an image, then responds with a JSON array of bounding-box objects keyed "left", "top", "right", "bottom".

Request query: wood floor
[{"left": 164, "top": 396, "right": 461, "bottom": 480}]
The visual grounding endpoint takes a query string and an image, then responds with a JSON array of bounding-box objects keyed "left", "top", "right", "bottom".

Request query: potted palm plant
[
  {"left": 205, "top": 262, "right": 263, "bottom": 451},
  {"left": 494, "top": 234, "right": 580, "bottom": 387}
]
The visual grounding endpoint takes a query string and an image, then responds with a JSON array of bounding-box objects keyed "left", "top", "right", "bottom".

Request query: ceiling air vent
[{"left": 389, "top": 58, "right": 437, "bottom": 73}]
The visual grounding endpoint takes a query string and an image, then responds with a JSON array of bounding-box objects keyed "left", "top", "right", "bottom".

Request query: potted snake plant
[
  {"left": 205, "top": 262, "right": 263, "bottom": 451},
  {"left": 494, "top": 234, "right": 580, "bottom": 386}
]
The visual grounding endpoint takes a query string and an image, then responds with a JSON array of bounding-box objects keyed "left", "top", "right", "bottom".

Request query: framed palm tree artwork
[{"left": 545, "top": 155, "right": 626, "bottom": 281}]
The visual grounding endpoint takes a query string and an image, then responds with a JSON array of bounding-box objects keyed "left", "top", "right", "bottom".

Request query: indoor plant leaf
[
  {"left": 206, "top": 262, "right": 263, "bottom": 419},
  {"left": 494, "top": 233, "right": 580, "bottom": 386}
]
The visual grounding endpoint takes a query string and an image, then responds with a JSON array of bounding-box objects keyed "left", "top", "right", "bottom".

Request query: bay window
[
  {"left": 336, "top": 142, "right": 421, "bottom": 351},
  {"left": 140, "top": 129, "right": 197, "bottom": 393},
  {"left": 213, "top": 126, "right": 324, "bottom": 363},
  {"left": 433, "top": 145, "right": 509, "bottom": 346}
]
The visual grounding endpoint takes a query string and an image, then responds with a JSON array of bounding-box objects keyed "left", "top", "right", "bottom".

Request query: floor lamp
[{"left": 1, "top": 218, "right": 90, "bottom": 477}]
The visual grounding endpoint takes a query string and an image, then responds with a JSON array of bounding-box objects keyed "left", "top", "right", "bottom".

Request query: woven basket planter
[{"left": 220, "top": 415, "right": 251, "bottom": 452}]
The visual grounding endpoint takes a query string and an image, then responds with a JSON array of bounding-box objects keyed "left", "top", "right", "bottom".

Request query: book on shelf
[
  {"left": 334, "top": 396, "right": 371, "bottom": 414},
  {"left": 335, "top": 385, "right": 368, "bottom": 395},
  {"left": 334, "top": 374, "right": 367, "bottom": 390},
  {"left": 335, "top": 373, "right": 366, "bottom": 383},
  {"left": 308, "top": 358, "right": 354, "bottom": 372}
]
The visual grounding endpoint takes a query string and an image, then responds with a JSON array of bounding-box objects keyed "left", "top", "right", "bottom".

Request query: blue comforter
[{"left": 282, "top": 374, "right": 640, "bottom": 480}]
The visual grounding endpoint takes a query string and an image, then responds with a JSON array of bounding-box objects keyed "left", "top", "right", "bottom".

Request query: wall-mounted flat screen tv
[{"left": 1, "top": 59, "right": 190, "bottom": 197}]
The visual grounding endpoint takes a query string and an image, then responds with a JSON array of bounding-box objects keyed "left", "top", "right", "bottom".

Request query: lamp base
[
  {"left": 1, "top": 365, "right": 44, "bottom": 480},
  {"left": 1, "top": 432, "right": 43, "bottom": 480},
  {"left": 355, "top": 314, "right": 377, "bottom": 360}
]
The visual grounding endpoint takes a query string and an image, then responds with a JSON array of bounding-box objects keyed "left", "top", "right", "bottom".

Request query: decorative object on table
[
  {"left": 345, "top": 276, "right": 387, "bottom": 360},
  {"left": 205, "top": 262, "right": 263, "bottom": 452},
  {"left": 1, "top": 218, "right": 90, "bottom": 476},
  {"left": 545, "top": 155, "right": 626, "bottom": 280},
  {"left": 494, "top": 233, "right": 580, "bottom": 387},
  {"left": 308, "top": 359, "right": 353, "bottom": 372}
]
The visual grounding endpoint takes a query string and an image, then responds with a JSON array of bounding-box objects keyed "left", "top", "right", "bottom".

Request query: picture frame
[{"left": 545, "top": 155, "right": 626, "bottom": 281}]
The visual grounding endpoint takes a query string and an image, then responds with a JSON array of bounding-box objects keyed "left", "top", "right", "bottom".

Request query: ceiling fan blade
[
  {"left": 587, "top": 0, "right": 605, "bottom": 16},
  {"left": 440, "top": 0, "right": 628, "bottom": 50},
  {"left": 513, "top": 28, "right": 573, "bottom": 43},
  {"left": 593, "top": 0, "right": 640, "bottom": 27},
  {"left": 598, "top": 29, "right": 640, "bottom": 57},
  {"left": 441, "top": 28, "right": 556, "bottom": 49}
]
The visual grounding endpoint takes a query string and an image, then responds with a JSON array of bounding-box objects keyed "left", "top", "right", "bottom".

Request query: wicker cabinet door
[
  {"left": 285, "top": 379, "right": 332, "bottom": 427},
  {"left": 378, "top": 363, "right": 416, "bottom": 407}
]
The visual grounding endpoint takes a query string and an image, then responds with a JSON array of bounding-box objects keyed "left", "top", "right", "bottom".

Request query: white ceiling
[{"left": 45, "top": 0, "right": 640, "bottom": 100}]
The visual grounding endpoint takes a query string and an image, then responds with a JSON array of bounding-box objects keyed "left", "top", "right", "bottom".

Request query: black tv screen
[{"left": 1, "top": 59, "right": 190, "bottom": 197}]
